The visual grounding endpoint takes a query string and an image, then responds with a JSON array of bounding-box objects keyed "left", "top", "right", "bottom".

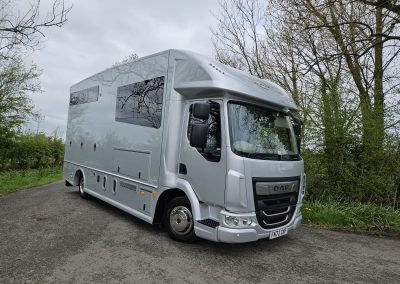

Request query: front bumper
[
  {"left": 217, "top": 214, "right": 302, "bottom": 243},
  {"left": 194, "top": 211, "right": 302, "bottom": 244}
]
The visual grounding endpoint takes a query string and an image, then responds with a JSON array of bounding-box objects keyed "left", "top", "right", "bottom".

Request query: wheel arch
[
  {"left": 153, "top": 180, "right": 201, "bottom": 225},
  {"left": 73, "top": 168, "right": 85, "bottom": 186}
]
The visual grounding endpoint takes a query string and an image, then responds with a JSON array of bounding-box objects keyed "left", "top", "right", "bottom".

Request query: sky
[{"left": 25, "top": 0, "right": 220, "bottom": 137}]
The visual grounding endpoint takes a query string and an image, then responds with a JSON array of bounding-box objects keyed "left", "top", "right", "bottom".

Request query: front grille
[{"left": 253, "top": 177, "right": 300, "bottom": 229}]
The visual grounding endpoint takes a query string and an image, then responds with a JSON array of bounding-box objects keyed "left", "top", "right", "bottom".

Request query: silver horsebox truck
[{"left": 63, "top": 49, "right": 306, "bottom": 243}]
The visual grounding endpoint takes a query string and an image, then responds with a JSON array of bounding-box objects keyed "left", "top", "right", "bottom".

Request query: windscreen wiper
[
  {"left": 280, "top": 154, "right": 301, "bottom": 161},
  {"left": 248, "top": 153, "right": 281, "bottom": 160}
]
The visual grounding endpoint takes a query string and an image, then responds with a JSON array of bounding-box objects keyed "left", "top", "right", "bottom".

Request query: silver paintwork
[
  {"left": 65, "top": 160, "right": 157, "bottom": 188},
  {"left": 225, "top": 170, "right": 247, "bottom": 212},
  {"left": 178, "top": 99, "right": 226, "bottom": 206},
  {"left": 63, "top": 49, "right": 305, "bottom": 243}
]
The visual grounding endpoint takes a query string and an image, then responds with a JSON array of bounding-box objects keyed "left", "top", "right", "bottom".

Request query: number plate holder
[{"left": 269, "top": 227, "right": 288, "bottom": 239}]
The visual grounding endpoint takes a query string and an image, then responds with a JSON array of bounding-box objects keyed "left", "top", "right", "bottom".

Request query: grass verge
[
  {"left": 302, "top": 201, "right": 400, "bottom": 234},
  {"left": 0, "top": 167, "right": 63, "bottom": 197}
]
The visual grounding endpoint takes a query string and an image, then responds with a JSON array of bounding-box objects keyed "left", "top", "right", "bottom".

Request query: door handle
[{"left": 179, "top": 163, "right": 187, "bottom": 175}]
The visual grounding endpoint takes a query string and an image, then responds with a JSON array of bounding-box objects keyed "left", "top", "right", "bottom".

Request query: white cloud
[{"left": 25, "top": 0, "right": 220, "bottom": 137}]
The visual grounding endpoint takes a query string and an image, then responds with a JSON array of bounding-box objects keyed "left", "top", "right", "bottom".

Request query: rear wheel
[
  {"left": 164, "top": 196, "right": 196, "bottom": 242},
  {"left": 78, "top": 175, "right": 89, "bottom": 199}
]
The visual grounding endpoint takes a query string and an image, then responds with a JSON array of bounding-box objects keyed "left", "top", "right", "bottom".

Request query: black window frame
[
  {"left": 187, "top": 101, "right": 222, "bottom": 163},
  {"left": 227, "top": 100, "right": 301, "bottom": 161}
]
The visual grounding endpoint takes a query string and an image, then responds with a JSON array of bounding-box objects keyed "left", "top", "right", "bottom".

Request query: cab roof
[{"left": 170, "top": 49, "right": 298, "bottom": 111}]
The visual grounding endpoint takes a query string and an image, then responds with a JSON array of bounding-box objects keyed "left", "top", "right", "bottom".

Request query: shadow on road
[{"left": 66, "top": 189, "right": 290, "bottom": 255}]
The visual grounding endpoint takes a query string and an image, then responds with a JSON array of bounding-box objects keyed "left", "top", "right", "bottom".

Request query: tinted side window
[
  {"left": 187, "top": 102, "right": 221, "bottom": 162},
  {"left": 70, "top": 86, "right": 99, "bottom": 105},
  {"left": 115, "top": 76, "right": 164, "bottom": 128}
]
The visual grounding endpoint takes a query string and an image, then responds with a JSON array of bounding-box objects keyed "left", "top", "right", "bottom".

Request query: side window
[
  {"left": 70, "top": 86, "right": 99, "bottom": 105},
  {"left": 115, "top": 76, "right": 164, "bottom": 128},
  {"left": 187, "top": 102, "right": 221, "bottom": 162}
]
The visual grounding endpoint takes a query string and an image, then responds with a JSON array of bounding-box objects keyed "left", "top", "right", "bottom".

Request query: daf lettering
[{"left": 274, "top": 185, "right": 289, "bottom": 192}]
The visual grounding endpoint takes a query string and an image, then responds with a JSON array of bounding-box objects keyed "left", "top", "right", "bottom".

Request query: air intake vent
[{"left": 198, "top": 219, "right": 219, "bottom": 228}]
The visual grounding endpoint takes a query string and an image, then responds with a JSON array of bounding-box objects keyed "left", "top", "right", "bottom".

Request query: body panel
[{"left": 178, "top": 99, "right": 227, "bottom": 207}]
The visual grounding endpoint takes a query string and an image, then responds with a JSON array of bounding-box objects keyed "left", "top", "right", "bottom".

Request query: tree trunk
[{"left": 372, "top": 6, "right": 385, "bottom": 151}]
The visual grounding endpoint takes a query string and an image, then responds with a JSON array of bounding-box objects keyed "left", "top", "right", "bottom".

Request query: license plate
[{"left": 269, "top": 228, "right": 288, "bottom": 239}]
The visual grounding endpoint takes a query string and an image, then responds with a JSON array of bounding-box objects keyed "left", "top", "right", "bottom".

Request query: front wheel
[
  {"left": 78, "top": 175, "right": 90, "bottom": 199},
  {"left": 164, "top": 196, "right": 196, "bottom": 242}
]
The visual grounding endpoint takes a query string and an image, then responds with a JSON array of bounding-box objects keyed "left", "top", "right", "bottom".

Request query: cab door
[{"left": 179, "top": 100, "right": 226, "bottom": 207}]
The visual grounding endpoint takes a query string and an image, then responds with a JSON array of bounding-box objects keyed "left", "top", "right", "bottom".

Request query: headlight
[{"left": 224, "top": 215, "right": 253, "bottom": 227}]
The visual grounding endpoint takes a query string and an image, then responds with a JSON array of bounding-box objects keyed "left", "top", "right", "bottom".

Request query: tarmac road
[{"left": 0, "top": 181, "right": 399, "bottom": 284}]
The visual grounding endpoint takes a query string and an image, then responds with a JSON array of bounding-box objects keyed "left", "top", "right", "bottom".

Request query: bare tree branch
[{"left": 0, "top": 0, "right": 72, "bottom": 55}]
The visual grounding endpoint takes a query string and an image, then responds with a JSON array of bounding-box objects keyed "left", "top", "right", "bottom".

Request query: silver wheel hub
[
  {"left": 79, "top": 179, "right": 84, "bottom": 194},
  {"left": 169, "top": 206, "right": 193, "bottom": 235}
]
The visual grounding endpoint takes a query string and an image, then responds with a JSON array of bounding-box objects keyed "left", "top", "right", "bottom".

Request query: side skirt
[{"left": 84, "top": 187, "right": 153, "bottom": 224}]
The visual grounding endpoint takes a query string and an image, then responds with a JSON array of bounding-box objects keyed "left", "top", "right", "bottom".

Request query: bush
[
  {"left": 0, "top": 132, "right": 64, "bottom": 170},
  {"left": 303, "top": 139, "right": 400, "bottom": 208}
]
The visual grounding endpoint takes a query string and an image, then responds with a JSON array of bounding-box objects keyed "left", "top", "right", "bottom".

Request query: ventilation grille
[
  {"left": 120, "top": 181, "right": 137, "bottom": 191},
  {"left": 198, "top": 219, "right": 219, "bottom": 228},
  {"left": 253, "top": 177, "right": 300, "bottom": 230}
]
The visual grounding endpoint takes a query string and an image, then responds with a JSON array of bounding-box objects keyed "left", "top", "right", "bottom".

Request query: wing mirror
[
  {"left": 296, "top": 136, "right": 301, "bottom": 154},
  {"left": 190, "top": 124, "right": 208, "bottom": 148},
  {"left": 293, "top": 123, "right": 301, "bottom": 136},
  {"left": 192, "top": 103, "right": 210, "bottom": 120},
  {"left": 292, "top": 122, "right": 302, "bottom": 153}
]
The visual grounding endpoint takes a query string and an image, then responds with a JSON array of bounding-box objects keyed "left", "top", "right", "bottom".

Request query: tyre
[
  {"left": 78, "top": 174, "right": 90, "bottom": 199},
  {"left": 164, "top": 196, "right": 196, "bottom": 242}
]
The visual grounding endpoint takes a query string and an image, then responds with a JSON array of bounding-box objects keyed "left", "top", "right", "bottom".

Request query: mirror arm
[{"left": 285, "top": 110, "right": 303, "bottom": 126}]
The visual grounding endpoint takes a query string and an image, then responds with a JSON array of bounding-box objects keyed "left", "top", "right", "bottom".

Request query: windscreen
[{"left": 228, "top": 102, "right": 299, "bottom": 160}]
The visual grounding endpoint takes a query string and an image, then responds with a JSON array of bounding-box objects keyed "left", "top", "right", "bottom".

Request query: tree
[
  {"left": 0, "top": 56, "right": 41, "bottom": 164},
  {"left": 0, "top": 0, "right": 71, "bottom": 166},
  {"left": 212, "top": 0, "right": 400, "bottom": 205},
  {"left": 0, "top": 0, "right": 71, "bottom": 129},
  {"left": 0, "top": 0, "right": 71, "bottom": 59},
  {"left": 358, "top": 0, "right": 400, "bottom": 16},
  {"left": 287, "top": 1, "right": 400, "bottom": 151}
]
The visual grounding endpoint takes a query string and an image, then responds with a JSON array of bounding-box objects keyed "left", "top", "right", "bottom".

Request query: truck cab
[{"left": 157, "top": 50, "right": 305, "bottom": 242}]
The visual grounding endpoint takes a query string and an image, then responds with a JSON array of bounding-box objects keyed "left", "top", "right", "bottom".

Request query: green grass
[
  {"left": 302, "top": 201, "right": 400, "bottom": 234},
  {"left": 0, "top": 167, "right": 63, "bottom": 197}
]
